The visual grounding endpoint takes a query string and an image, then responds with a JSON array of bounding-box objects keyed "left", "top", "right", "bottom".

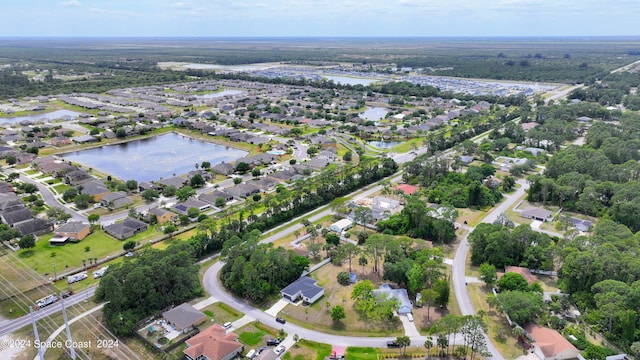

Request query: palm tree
[
  {"left": 358, "top": 253, "right": 368, "bottom": 276},
  {"left": 424, "top": 338, "right": 433, "bottom": 360}
]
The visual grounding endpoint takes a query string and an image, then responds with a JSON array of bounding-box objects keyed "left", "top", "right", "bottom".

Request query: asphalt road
[
  {"left": 451, "top": 179, "right": 529, "bottom": 360},
  {"left": 0, "top": 287, "right": 96, "bottom": 337}
]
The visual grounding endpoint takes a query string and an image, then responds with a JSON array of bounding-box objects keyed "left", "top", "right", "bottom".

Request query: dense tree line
[
  {"left": 528, "top": 116, "right": 640, "bottom": 231},
  {"left": 469, "top": 223, "right": 556, "bottom": 271},
  {"left": 220, "top": 229, "right": 310, "bottom": 304},
  {"left": 559, "top": 219, "right": 640, "bottom": 350},
  {"left": 377, "top": 197, "right": 457, "bottom": 243},
  {"left": 95, "top": 243, "right": 202, "bottom": 336},
  {"left": 404, "top": 156, "right": 502, "bottom": 209},
  {"left": 0, "top": 67, "right": 198, "bottom": 99},
  {"left": 429, "top": 314, "right": 489, "bottom": 359}
]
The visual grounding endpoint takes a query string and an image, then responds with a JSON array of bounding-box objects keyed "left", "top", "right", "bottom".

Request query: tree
[
  {"left": 251, "top": 168, "right": 261, "bottom": 177},
  {"left": 433, "top": 279, "right": 450, "bottom": 308},
  {"left": 396, "top": 336, "right": 411, "bottom": 356},
  {"left": 142, "top": 189, "right": 159, "bottom": 201},
  {"left": 496, "top": 290, "right": 542, "bottom": 325},
  {"left": 425, "top": 338, "right": 433, "bottom": 360},
  {"left": 343, "top": 150, "right": 353, "bottom": 162},
  {"left": 175, "top": 186, "right": 196, "bottom": 201},
  {"left": 478, "top": 263, "right": 497, "bottom": 287},
  {"left": 189, "top": 174, "right": 205, "bottom": 187},
  {"left": 46, "top": 207, "right": 71, "bottom": 223},
  {"left": 162, "top": 185, "right": 177, "bottom": 197},
  {"left": 330, "top": 305, "right": 346, "bottom": 323},
  {"left": 235, "top": 162, "right": 250, "bottom": 174},
  {"left": 20, "top": 183, "right": 38, "bottom": 194},
  {"left": 163, "top": 224, "right": 177, "bottom": 234},
  {"left": 325, "top": 232, "right": 340, "bottom": 246},
  {"left": 358, "top": 253, "right": 368, "bottom": 276},
  {"left": 201, "top": 161, "right": 211, "bottom": 169},
  {"left": 123, "top": 240, "right": 136, "bottom": 251},
  {"left": 88, "top": 214, "right": 100, "bottom": 226},
  {"left": 187, "top": 207, "right": 200, "bottom": 219},
  {"left": 73, "top": 194, "right": 93, "bottom": 209},
  {"left": 125, "top": 180, "right": 138, "bottom": 192},
  {"left": 18, "top": 235, "right": 35, "bottom": 250},
  {"left": 215, "top": 196, "right": 226, "bottom": 207},
  {"left": 354, "top": 206, "right": 372, "bottom": 230},
  {"left": 233, "top": 177, "right": 243, "bottom": 185},
  {"left": 421, "top": 288, "right": 439, "bottom": 322},
  {"left": 337, "top": 271, "right": 351, "bottom": 285},
  {"left": 497, "top": 272, "right": 529, "bottom": 292}
]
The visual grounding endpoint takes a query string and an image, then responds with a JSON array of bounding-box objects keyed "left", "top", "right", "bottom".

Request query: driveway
[
  {"left": 399, "top": 314, "right": 420, "bottom": 337},
  {"left": 265, "top": 299, "right": 288, "bottom": 318}
]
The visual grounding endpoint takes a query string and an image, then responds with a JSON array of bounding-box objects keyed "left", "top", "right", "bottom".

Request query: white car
[{"left": 274, "top": 345, "right": 285, "bottom": 356}]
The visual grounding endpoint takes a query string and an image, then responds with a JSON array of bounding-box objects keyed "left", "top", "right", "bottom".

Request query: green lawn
[
  {"left": 17, "top": 230, "right": 124, "bottom": 277},
  {"left": 52, "top": 183, "right": 71, "bottom": 194},
  {"left": 238, "top": 330, "right": 267, "bottom": 346},
  {"left": 345, "top": 347, "right": 380, "bottom": 360}
]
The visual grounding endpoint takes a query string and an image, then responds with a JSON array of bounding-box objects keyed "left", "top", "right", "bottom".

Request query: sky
[{"left": 1, "top": 0, "right": 638, "bottom": 37}]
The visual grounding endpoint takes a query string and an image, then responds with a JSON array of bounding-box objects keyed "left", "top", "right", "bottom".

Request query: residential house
[
  {"left": 281, "top": 277, "right": 325, "bottom": 305},
  {"left": 502, "top": 266, "right": 538, "bottom": 285},
  {"left": 521, "top": 207, "right": 553, "bottom": 222},
  {"left": 198, "top": 190, "right": 234, "bottom": 205},
  {"left": 524, "top": 323, "right": 580, "bottom": 360},
  {"left": 80, "top": 180, "right": 110, "bottom": 202},
  {"left": 225, "top": 183, "right": 260, "bottom": 198},
  {"left": 103, "top": 217, "right": 148, "bottom": 240},
  {"left": 100, "top": 192, "right": 133, "bottom": 209},
  {"left": 172, "top": 198, "right": 211, "bottom": 215},
  {"left": 157, "top": 176, "right": 188, "bottom": 189},
  {"left": 71, "top": 135, "right": 97, "bottom": 144},
  {"left": 251, "top": 177, "right": 279, "bottom": 192},
  {"left": 64, "top": 169, "right": 92, "bottom": 185},
  {"left": 330, "top": 219, "right": 353, "bottom": 233},
  {"left": 14, "top": 218, "right": 50, "bottom": 236},
  {"left": 147, "top": 207, "right": 178, "bottom": 225},
  {"left": 183, "top": 324, "right": 243, "bottom": 360},
  {"left": 569, "top": 218, "right": 592, "bottom": 232},
  {"left": 372, "top": 284, "right": 413, "bottom": 315},
  {"left": 162, "top": 303, "right": 206, "bottom": 333},
  {"left": 0, "top": 207, "right": 33, "bottom": 226},
  {"left": 54, "top": 221, "right": 91, "bottom": 241},
  {"left": 211, "top": 162, "right": 235, "bottom": 176},
  {"left": 395, "top": 184, "right": 419, "bottom": 196},
  {"left": 371, "top": 196, "right": 401, "bottom": 221}
]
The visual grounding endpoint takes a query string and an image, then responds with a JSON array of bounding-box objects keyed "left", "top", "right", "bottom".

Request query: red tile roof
[
  {"left": 505, "top": 266, "right": 538, "bottom": 285},
  {"left": 184, "top": 324, "right": 242, "bottom": 360},
  {"left": 395, "top": 183, "right": 418, "bottom": 195},
  {"left": 524, "top": 323, "right": 578, "bottom": 358}
]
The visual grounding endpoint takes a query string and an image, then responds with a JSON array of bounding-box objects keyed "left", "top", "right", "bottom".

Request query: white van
[
  {"left": 222, "top": 322, "right": 232, "bottom": 329},
  {"left": 246, "top": 349, "right": 256, "bottom": 359},
  {"left": 406, "top": 313, "right": 414, "bottom": 322}
]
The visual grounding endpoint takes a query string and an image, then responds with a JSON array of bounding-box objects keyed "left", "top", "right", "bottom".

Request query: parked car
[
  {"left": 274, "top": 345, "right": 286, "bottom": 355},
  {"left": 406, "top": 313, "right": 414, "bottom": 322},
  {"left": 266, "top": 338, "right": 282, "bottom": 346},
  {"left": 387, "top": 340, "right": 400, "bottom": 348},
  {"left": 222, "top": 322, "right": 232, "bottom": 329},
  {"left": 275, "top": 317, "right": 286, "bottom": 324}
]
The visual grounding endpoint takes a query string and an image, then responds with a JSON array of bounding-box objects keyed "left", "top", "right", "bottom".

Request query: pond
[
  {"left": 61, "top": 132, "right": 248, "bottom": 182},
  {"left": 359, "top": 107, "right": 389, "bottom": 121},
  {"left": 194, "top": 90, "right": 245, "bottom": 99},
  {"left": 0, "top": 110, "right": 83, "bottom": 125},
  {"left": 368, "top": 141, "right": 403, "bottom": 149},
  {"left": 324, "top": 75, "right": 379, "bottom": 86}
]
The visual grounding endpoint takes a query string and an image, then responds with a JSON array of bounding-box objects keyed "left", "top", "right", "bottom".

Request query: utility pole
[
  {"left": 60, "top": 295, "right": 77, "bottom": 359},
  {"left": 30, "top": 306, "right": 44, "bottom": 360}
]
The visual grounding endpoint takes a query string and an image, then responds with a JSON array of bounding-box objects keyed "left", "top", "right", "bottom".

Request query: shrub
[{"left": 337, "top": 271, "right": 350, "bottom": 285}]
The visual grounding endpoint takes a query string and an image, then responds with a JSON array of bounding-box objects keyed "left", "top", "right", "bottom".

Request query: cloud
[{"left": 61, "top": 0, "right": 81, "bottom": 6}]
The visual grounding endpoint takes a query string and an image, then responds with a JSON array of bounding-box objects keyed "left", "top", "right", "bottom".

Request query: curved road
[{"left": 452, "top": 179, "right": 529, "bottom": 360}]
